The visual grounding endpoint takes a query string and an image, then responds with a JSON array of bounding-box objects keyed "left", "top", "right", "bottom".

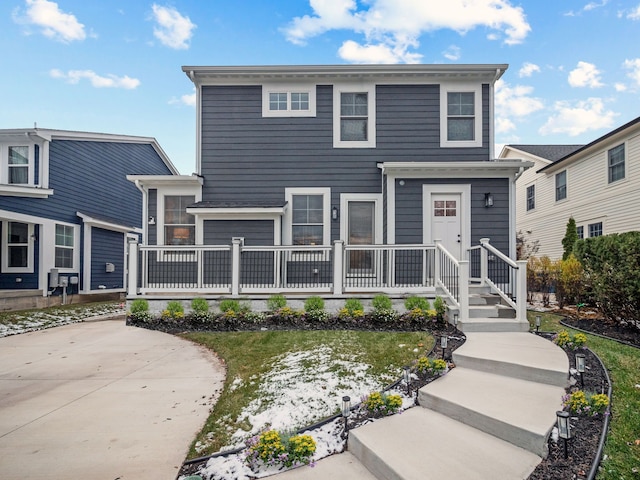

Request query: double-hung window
[
  {"left": 55, "top": 224, "right": 74, "bottom": 269},
  {"left": 555, "top": 170, "right": 567, "bottom": 201},
  {"left": 526, "top": 184, "right": 535, "bottom": 211},
  {"left": 333, "top": 84, "right": 375, "bottom": 148},
  {"left": 3, "top": 221, "right": 33, "bottom": 272},
  {"left": 262, "top": 85, "right": 316, "bottom": 117},
  {"left": 164, "top": 195, "right": 195, "bottom": 245},
  {"left": 440, "top": 84, "right": 482, "bottom": 147},
  {"left": 285, "top": 188, "right": 331, "bottom": 246},
  {"left": 8, "top": 146, "right": 29, "bottom": 185},
  {"left": 588, "top": 222, "right": 603, "bottom": 237},
  {"left": 608, "top": 144, "right": 625, "bottom": 183},
  {"left": 577, "top": 226, "right": 584, "bottom": 239}
]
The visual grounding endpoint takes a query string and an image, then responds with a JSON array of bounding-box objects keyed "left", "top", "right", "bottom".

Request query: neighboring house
[
  {"left": 501, "top": 115, "right": 640, "bottom": 259},
  {"left": 0, "top": 128, "right": 178, "bottom": 308},
  {"left": 128, "top": 64, "right": 533, "bottom": 322}
]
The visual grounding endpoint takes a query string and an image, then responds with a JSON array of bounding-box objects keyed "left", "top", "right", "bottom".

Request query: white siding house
[{"left": 500, "top": 116, "right": 640, "bottom": 259}]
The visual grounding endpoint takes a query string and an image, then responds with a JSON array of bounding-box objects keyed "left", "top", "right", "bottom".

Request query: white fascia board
[
  {"left": 126, "top": 174, "right": 203, "bottom": 188},
  {"left": 378, "top": 160, "right": 534, "bottom": 178},
  {"left": 186, "top": 207, "right": 286, "bottom": 220},
  {"left": 77, "top": 212, "right": 141, "bottom": 234}
]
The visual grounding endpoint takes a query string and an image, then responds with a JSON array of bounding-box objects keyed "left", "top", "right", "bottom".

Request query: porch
[{"left": 127, "top": 238, "right": 527, "bottom": 323}]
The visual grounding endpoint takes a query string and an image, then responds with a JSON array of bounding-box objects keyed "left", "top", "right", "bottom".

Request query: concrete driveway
[{"left": 0, "top": 319, "right": 225, "bottom": 480}]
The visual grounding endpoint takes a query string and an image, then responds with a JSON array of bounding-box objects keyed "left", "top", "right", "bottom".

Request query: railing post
[
  {"left": 127, "top": 240, "right": 138, "bottom": 296},
  {"left": 459, "top": 260, "right": 469, "bottom": 321},
  {"left": 333, "top": 240, "right": 344, "bottom": 295},
  {"left": 231, "top": 237, "right": 243, "bottom": 296},
  {"left": 434, "top": 239, "right": 442, "bottom": 283},
  {"left": 516, "top": 260, "right": 527, "bottom": 322},
  {"left": 480, "top": 237, "right": 490, "bottom": 286}
]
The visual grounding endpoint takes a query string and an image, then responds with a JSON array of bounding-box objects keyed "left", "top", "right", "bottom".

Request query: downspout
[
  {"left": 489, "top": 68, "right": 502, "bottom": 160},
  {"left": 131, "top": 179, "right": 148, "bottom": 244}
]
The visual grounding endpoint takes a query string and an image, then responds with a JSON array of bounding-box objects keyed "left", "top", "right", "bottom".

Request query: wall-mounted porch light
[
  {"left": 484, "top": 193, "right": 494, "bottom": 208},
  {"left": 148, "top": 216, "right": 156, "bottom": 225},
  {"left": 332, "top": 206, "right": 339, "bottom": 221}
]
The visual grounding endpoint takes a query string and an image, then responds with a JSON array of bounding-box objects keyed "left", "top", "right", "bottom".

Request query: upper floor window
[
  {"left": 285, "top": 187, "right": 331, "bottom": 245},
  {"left": 333, "top": 84, "right": 376, "bottom": 148},
  {"left": 262, "top": 85, "right": 316, "bottom": 117},
  {"left": 608, "top": 143, "right": 625, "bottom": 183},
  {"left": 588, "top": 222, "right": 603, "bottom": 237},
  {"left": 55, "top": 224, "right": 75, "bottom": 269},
  {"left": 555, "top": 170, "right": 567, "bottom": 201},
  {"left": 440, "top": 84, "right": 482, "bottom": 148},
  {"left": 526, "top": 184, "right": 535, "bottom": 211},
  {"left": 577, "top": 226, "right": 584, "bottom": 239},
  {"left": 164, "top": 195, "right": 195, "bottom": 245},
  {"left": 1, "top": 144, "right": 34, "bottom": 186}
]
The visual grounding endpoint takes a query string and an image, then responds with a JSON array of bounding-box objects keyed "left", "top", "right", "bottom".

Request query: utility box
[
  {"left": 59, "top": 276, "right": 69, "bottom": 287},
  {"left": 49, "top": 269, "right": 59, "bottom": 289}
]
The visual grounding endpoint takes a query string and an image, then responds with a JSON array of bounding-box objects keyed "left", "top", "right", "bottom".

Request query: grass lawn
[
  {"left": 181, "top": 329, "right": 434, "bottom": 458},
  {"left": 528, "top": 311, "right": 640, "bottom": 480}
]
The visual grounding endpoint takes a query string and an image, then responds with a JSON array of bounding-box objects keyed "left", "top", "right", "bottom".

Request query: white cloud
[
  {"left": 442, "top": 45, "right": 461, "bottom": 61},
  {"left": 283, "top": 0, "right": 531, "bottom": 64},
  {"left": 518, "top": 62, "right": 540, "bottom": 77},
  {"left": 14, "top": 0, "right": 86, "bottom": 43},
  {"left": 614, "top": 82, "right": 627, "bottom": 92},
  {"left": 494, "top": 80, "right": 543, "bottom": 136},
  {"left": 623, "top": 58, "right": 640, "bottom": 86},
  {"left": 584, "top": 0, "right": 609, "bottom": 11},
  {"left": 568, "top": 61, "right": 604, "bottom": 88},
  {"left": 495, "top": 117, "right": 516, "bottom": 134},
  {"left": 628, "top": 5, "right": 640, "bottom": 20},
  {"left": 151, "top": 4, "right": 196, "bottom": 50},
  {"left": 539, "top": 98, "right": 617, "bottom": 136},
  {"left": 338, "top": 40, "right": 421, "bottom": 63},
  {"left": 169, "top": 89, "right": 196, "bottom": 107},
  {"left": 49, "top": 69, "right": 140, "bottom": 89}
]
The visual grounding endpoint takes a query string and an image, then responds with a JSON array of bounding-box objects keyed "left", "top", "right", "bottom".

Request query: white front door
[{"left": 431, "top": 194, "right": 462, "bottom": 258}]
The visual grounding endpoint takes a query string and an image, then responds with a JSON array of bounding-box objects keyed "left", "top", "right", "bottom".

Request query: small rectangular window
[
  {"left": 577, "top": 226, "right": 584, "bottom": 239},
  {"left": 8, "top": 146, "right": 29, "bottom": 185},
  {"left": 291, "top": 92, "right": 309, "bottom": 111},
  {"left": 447, "top": 92, "right": 475, "bottom": 141},
  {"left": 555, "top": 171, "right": 567, "bottom": 201},
  {"left": 263, "top": 86, "right": 316, "bottom": 117},
  {"left": 340, "top": 92, "right": 368, "bottom": 142},
  {"left": 588, "top": 222, "right": 603, "bottom": 237},
  {"left": 55, "top": 224, "right": 74, "bottom": 269},
  {"left": 292, "top": 194, "right": 324, "bottom": 245},
  {"left": 269, "top": 93, "right": 287, "bottom": 111},
  {"left": 526, "top": 184, "right": 535, "bottom": 211},
  {"left": 608, "top": 144, "right": 625, "bottom": 183}
]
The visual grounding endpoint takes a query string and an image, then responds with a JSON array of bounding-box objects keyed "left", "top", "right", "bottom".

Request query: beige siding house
[{"left": 500, "top": 116, "right": 640, "bottom": 259}]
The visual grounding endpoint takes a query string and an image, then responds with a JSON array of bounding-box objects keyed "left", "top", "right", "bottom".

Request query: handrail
[{"left": 480, "top": 239, "right": 518, "bottom": 269}]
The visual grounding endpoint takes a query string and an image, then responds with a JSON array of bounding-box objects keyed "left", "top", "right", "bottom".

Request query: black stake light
[
  {"left": 556, "top": 410, "right": 571, "bottom": 459},
  {"left": 403, "top": 365, "right": 411, "bottom": 395},
  {"left": 341, "top": 395, "right": 351, "bottom": 433},
  {"left": 535, "top": 315, "right": 541, "bottom": 333},
  {"left": 440, "top": 335, "right": 448, "bottom": 360},
  {"left": 453, "top": 313, "right": 459, "bottom": 331},
  {"left": 575, "top": 353, "right": 586, "bottom": 388}
]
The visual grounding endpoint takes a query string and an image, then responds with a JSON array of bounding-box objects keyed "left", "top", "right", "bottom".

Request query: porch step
[
  {"left": 453, "top": 332, "right": 569, "bottom": 387},
  {"left": 458, "top": 317, "right": 530, "bottom": 333},
  {"left": 417, "top": 368, "right": 565, "bottom": 457},
  {"left": 469, "top": 304, "right": 516, "bottom": 318},
  {"left": 468, "top": 293, "right": 504, "bottom": 305},
  {"left": 348, "top": 408, "right": 541, "bottom": 480}
]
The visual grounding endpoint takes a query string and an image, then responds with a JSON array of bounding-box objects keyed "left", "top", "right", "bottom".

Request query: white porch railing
[{"left": 127, "top": 237, "right": 526, "bottom": 321}]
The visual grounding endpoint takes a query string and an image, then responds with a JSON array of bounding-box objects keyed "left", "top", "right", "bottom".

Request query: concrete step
[
  {"left": 469, "top": 304, "right": 516, "bottom": 318},
  {"left": 458, "top": 317, "right": 530, "bottom": 333},
  {"left": 417, "top": 368, "right": 565, "bottom": 457},
  {"left": 468, "top": 293, "right": 504, "bottom": 306},
  {"left": 349, "top": 407, "right": 541, "bottom": 480},
  {"left": 273, "top": 451, "right": 378, "bottom": 480},
  {"left": 453, "top": 332, "right": 569, "bottom": 387}
]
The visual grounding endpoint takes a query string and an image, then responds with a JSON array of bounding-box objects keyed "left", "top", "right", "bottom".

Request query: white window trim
[
  {"left": 1, "top": 143, "right": 35, "bottom": 186},
  {"left": 555, "top": 170, "right": 568, "bottom": 202},
  {"left": 54, "top": 223, "right": 77, "bottom": 271},
  {"left": 333, "top": 83, "right": 376, "bottom": 148},
  {"left": 157, "top": 186, "right": 201, "bottom": 246},
  {"left": 262, "top": 84, "right": 316, "bottom": 117},
  {"left": 284, "top": 187, "right": 331, "bottom": 246},
  {"left": 607, "top": 142, "right": 626, "bottom": 184},
  {"left": 1, "top": 221, "right": 35, "bottom": 273},
  {"left": 439, "top": 83, "right": 482, "bottom": 148}
]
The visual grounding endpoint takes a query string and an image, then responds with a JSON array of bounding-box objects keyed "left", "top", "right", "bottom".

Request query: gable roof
[
  {"left": 506, "top": 145, "right": 583, "bottom": 163},
  {"left": 539, "top": 115, "right": 640, "bottom": 173}
]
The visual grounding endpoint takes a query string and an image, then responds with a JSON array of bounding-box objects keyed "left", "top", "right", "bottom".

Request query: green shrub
[
  {"left": 433, "top": 296, "right": 446, "bottom": 319},
  {"left": 245, "top": 430, "right": 316, "bottom": 469},
  {"left": 266, "top": 294, "right": 287, "bottom": 312},
  {"left": 372, "top": 294, "right": 392, "bottom": 311},
  {"left": 191, "top": 297, "right": 209, "bottom": 313},
  {"left": 416, "top": 356, "right": 431, "bottom": 375},
  {"left": 563, "top": 390, "right": 609, "bottom": 416},
  {"left": 527, "top": 256, "right": 559, "bottom": 306},
  {"left": 430, "top": 358, "right": 448, "bottom": 374},
  {"left": 339, "top": 298, "right": 364, "bottom": 319},
  {"left": 363, "top": 391, "right": 403, "bottom": 416},
  {"left": 562, "top": 217, "right": 579, "bottom": 260},
  {"left": 162, "top": 300, "right": 184, "bottom": 320},
  {"left": 554, "top": 330, "right": 587, "bottom": 350},
  {"left": 219, "top": 299, "right": 250, "bottom": 316},
  {"left": 404, "top": 296, "right": 430, "bottom": 311},
  {"left": 304, "top": 296, "right": 325, "bottom": 312},
  {"left": 556, "top": 254, "right": 584, "bottom": 308},
  {"left": 129, "top": 299, "right": 152, "bottom": 322}
]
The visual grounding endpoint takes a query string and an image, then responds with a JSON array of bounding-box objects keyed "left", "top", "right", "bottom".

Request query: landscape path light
[
  {"left": 440, "top": 335, "right": 448, "bottom": 360},
  {"left": 535, "top": 315, "right": 541, "bottom": 333},
  {"left": 575, "top": 353, "right": 586, "bottom": 388},
  {"left": 453, "top": 313, "right": 459, "bottom": 330},
  {"left": 403, "top": 365, "right": 411, "bottom": 396},
  {"left": 341, "top": 395, "right": 351, "bottom": 434},
  {"left": 556, "top": 410, "right": 571, "bottom": 459}
]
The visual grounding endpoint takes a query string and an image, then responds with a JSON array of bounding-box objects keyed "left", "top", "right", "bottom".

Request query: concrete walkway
[
  {"left": 274, "top": 330, "right": 568, "bottom": 480},
  {"left": 0, "top": 319, "right": 226, "bottom": 480}
]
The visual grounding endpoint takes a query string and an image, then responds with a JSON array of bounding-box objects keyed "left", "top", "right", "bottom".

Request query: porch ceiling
[{"left": 377, "top": 160, "right": 534, "bottom": 178}]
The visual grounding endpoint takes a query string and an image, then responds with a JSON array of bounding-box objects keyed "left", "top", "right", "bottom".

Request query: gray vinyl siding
[
  {"left": 395, "top": 178, "right": 510, "bottom": 255},
  {"left": 90, "top": 228, "right": 125, "bottom": 290},
  {"left": 203, "top": 220, "right": 274, "bottom": 246},
  {"left": 199, "top": 84, "right": 490, "bottom": 218}
]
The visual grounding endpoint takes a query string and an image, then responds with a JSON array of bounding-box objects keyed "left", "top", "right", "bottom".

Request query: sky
[{"left": 1, "top": 0, "right": 639, "bottom": 174}]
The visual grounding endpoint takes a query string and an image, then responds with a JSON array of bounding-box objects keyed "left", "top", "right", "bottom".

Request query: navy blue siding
[
  {"left": 90, "top": 228, "right": 125, "bottom": 290},
  {"left": 149, "top": 189, "right": 158, "bottom": 245},
  {"left": 0, "top": 141, "right": 172, "bottom": 226},
  {"left": 203, "top": 220, "right": 274, "bottom": 246}
]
